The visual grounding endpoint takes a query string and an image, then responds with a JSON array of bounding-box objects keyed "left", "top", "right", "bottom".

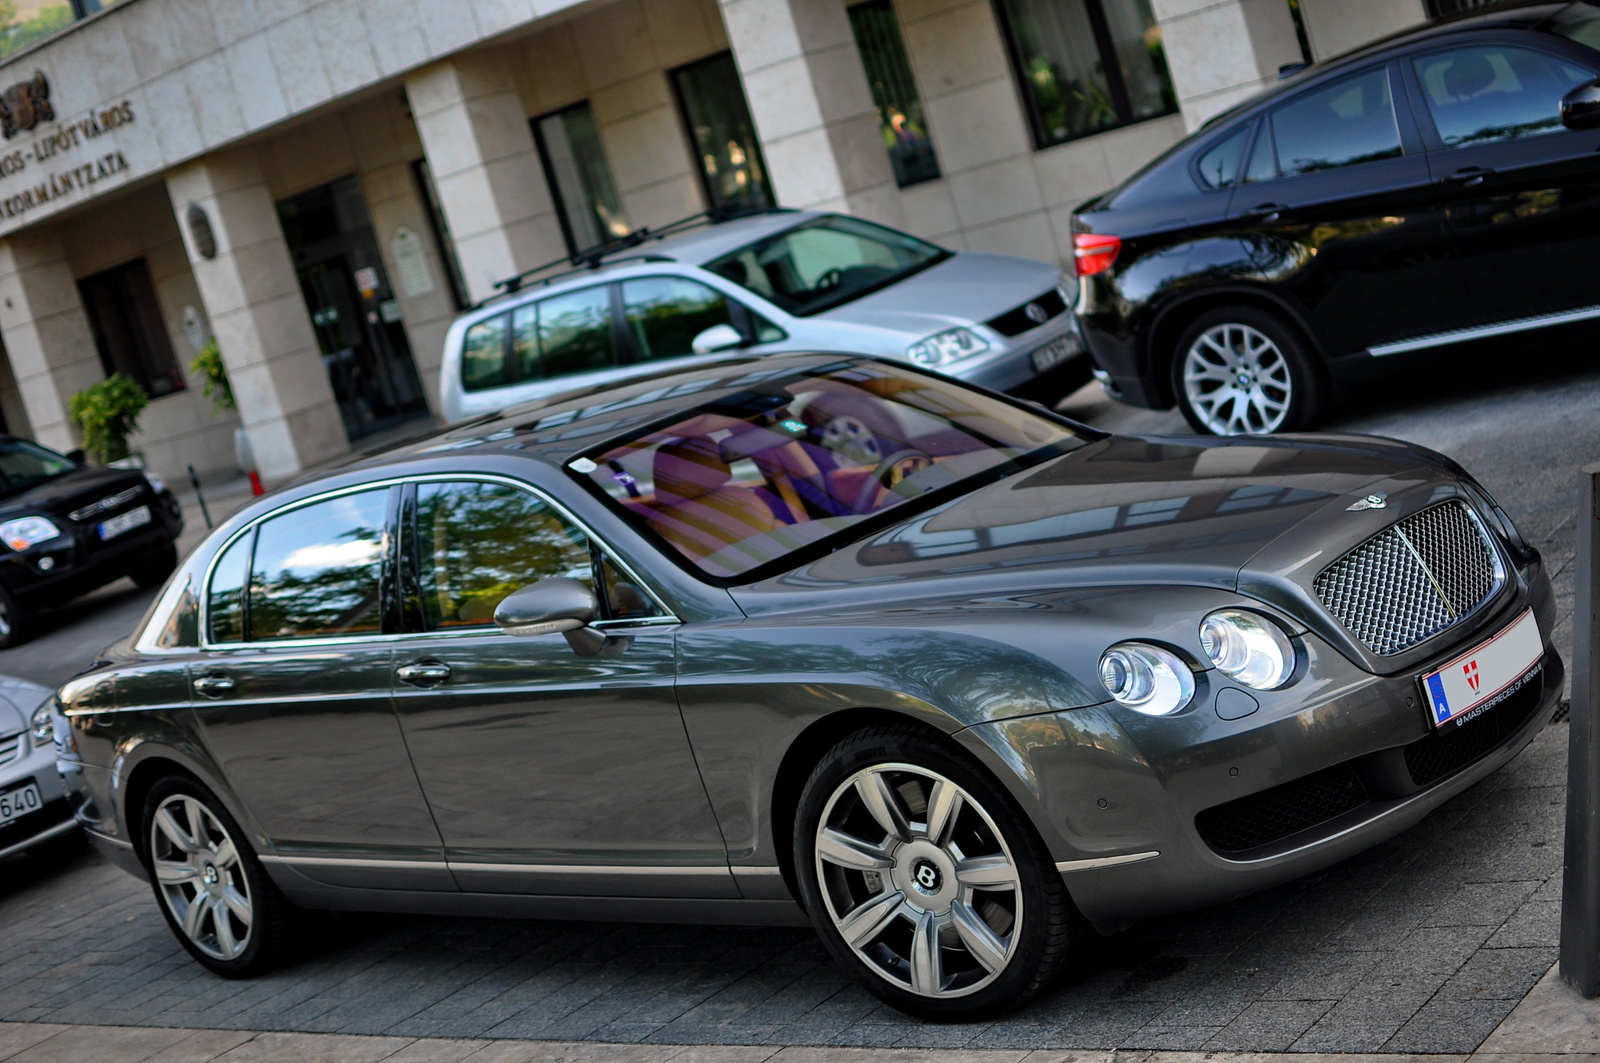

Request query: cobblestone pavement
[{"left": 0, "top": 347, "right": 1595, "bottom": 1054}]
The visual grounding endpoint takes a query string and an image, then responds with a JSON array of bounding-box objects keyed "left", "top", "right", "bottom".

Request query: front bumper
[
  {"left": 2, "top": 492, "right": 180, "bottom": 607},
  {"left": 0, "top": 737, "right": 75, "bottom": 859},
  {"left": 977, "top": 594, "right": 1562, "bottom": 933},
  {"left": 949, "top": 315, "right": 1084, "bottom": 394}
]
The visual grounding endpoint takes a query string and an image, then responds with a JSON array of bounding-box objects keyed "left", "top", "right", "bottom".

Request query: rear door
[
  {"left": 390, "top": 476, "right": 735, "bottom": 897},
  {"left": 1228, "top": 62, "right": 1464, "bottom": 355},
  {"left": 190, "top": 485, "right": 452, "bottom": 891},
  {"left": 1406, "top": 38, "right": 1600, "bottom": 331}
]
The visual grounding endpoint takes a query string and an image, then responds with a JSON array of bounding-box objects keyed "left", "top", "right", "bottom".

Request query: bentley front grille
[{"left": 1313, "top": 500, "right": 1502, "bottom": 656}]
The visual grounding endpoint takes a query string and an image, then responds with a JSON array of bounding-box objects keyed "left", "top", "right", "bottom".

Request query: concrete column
[
  {"left": 1297, "top": 0, "right": 1427, "bottom": 62},
  {"left": 165, "top": 149, "right": 348, "bottom": 483},
  {"left": 1155, "top": 0, "right": 1305, "bottom": 130},
  {"left": 405, "top": 52, "right": 566, "bottom": 304},
  {"left": 718, "top": 0, "right": 905, "bottom": 225},
  {"left": 0, "top": 230, "right": 103, "bottom": 452}
]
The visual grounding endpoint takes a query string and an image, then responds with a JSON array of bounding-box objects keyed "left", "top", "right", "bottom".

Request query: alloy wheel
[
  {"left": 1181, "top": 322, "right": 1293, "bottom": 435},
  {"left": 814, "top": 762, "right": 1022, "bottom": 999},
  {"left": 149, "top": 794, "right": 253, "bottom": 961}
]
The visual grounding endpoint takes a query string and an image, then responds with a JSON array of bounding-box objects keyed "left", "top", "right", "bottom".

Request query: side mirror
[
  {"left": 65, "top": 448, "right": 85, "bottom": 465},
  {"left": 691, "top": 323, "right": 745, "bottom": 354},
  {"left": 1562, "top": 79, "right": 1600, "bottom": 130},
  {"left": 493, "top": 577, "right": 621, "bottom": 657}
]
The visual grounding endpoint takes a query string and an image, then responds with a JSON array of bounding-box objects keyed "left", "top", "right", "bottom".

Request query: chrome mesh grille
[{"left": 1314, "top": 500, "right": 1501, "bottom": 656}]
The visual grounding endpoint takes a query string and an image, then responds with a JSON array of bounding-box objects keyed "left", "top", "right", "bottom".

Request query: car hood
[
  {"left": 0, "top": 464, "right": 147, "bottom": 519},
  {"left": 734, "top": 433, "right": 1450, "bottom": 616},
  {"left": 814, "top": 252, "right": 1062, "bottom": 336},
  {"left": 0, "top": 674, "right": 49, "bottom": 736}
]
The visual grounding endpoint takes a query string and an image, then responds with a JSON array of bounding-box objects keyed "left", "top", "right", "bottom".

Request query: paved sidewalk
[{"left": 0, "top": 961, "right": 1595, "bottom": 1060}]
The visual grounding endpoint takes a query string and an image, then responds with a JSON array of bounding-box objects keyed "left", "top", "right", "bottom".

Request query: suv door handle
[
  {"left": 1443, "top": 166, "right": 1494, "bottom": 187},
  {"left": 1239, "top": 203, "right": 1285, "bottom": 223},
  {"left": 396, "top": 661, "right": 451, "bottom": 687},
  {"left": 193, "top": 674, "right": 235, "bottom": 698}
]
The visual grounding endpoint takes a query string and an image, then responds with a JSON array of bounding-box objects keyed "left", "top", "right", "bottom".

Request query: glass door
[{"left": 278, "top": 176, "right": 428, "bottom": 443}]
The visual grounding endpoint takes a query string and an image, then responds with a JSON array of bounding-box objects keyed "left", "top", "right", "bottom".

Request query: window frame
[
  {"left": 530, "top": 100, "right": 630, "bottom": 258},
  {"left": 190, "top": 473, "right": 677, "bottom": 652},
  {"left": 992, "top": 0, "right": 1179, "bottom": 151},
  {"left": 77, "top": 256, "right": 187, "bottom": 399},
  {"left": 458, "top": 282, "right": 626, "bottom": 392},
  {"left": 1399, "top": 33, "right": 1600, "bottom": 153},
  {"left": 1239, "top": 60, "right": 1425, "bottom": 186},
  {"left": 669, "top": 50, "right": 777, "bottom": 216}
]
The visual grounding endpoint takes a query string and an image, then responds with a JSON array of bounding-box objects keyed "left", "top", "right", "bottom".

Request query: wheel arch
[{"left": 1144, "top": 286, "right": 1326, "bottom": 409}]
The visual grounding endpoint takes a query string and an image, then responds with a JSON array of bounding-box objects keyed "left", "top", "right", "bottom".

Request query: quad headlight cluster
[{"left": 1098, "top": 610, "right": 1297, "bottom": 716}]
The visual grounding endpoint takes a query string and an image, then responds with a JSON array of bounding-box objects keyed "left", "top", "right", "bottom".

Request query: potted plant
[
  {"left": 190, "top": 337, "right": 234, "bottom": 415},
  {"left": 68, "top": 374, "right": 148, "bottom": 465}
]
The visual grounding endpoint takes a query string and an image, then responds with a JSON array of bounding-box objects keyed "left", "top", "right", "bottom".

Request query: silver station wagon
[{"left": 438, "top": 210, "right": 1084, "bottom": 423}]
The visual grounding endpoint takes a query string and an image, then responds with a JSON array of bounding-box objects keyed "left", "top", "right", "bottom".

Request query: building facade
[{"left": 0, "top": 0, "right": 1428, "bottom": 483}]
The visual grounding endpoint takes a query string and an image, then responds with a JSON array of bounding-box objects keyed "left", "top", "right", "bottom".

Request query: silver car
[
  {"left": 0, "top": 674, "right": 75, "bottom": 861},
  {"left": 439, "top": 210, "right": 1083, "bottom": 424}
]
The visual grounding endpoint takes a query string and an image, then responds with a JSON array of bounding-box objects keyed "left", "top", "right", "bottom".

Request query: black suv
[
  {"left": 1072, "top": 1, "right": 1600, "bottom": 435},
  {"left": 0, "top": 438, "right": 182, "bottom": 646}
]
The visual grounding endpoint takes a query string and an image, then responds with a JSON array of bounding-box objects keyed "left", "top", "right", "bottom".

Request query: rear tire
[
  {"left": 142, "top": 776, "right": 299, "bottom": 977},
  {"left": 1171, "top": 306, "right": 1325, "bottom": 435},
  {"left": 794, "top": 724, "right": 1082, "bottom": 1020}
]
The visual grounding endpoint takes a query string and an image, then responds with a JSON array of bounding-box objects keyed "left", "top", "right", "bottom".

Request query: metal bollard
[
  {"left": 187, "top": 464, "right": 213, "bottom": 531},
  {"left": 1562, "top": 462, "right": 1600, "bottom": 996}
]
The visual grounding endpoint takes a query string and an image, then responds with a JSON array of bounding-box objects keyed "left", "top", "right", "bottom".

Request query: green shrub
[
  {"left": 189, "top": 337, "right": 234, "bottom": 414},
  {"left": 68, "top": 375, "right": 148, "bottom": 464}
]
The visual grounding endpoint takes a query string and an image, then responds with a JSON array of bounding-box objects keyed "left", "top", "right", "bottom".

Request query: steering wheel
[
  {"left": 814, "top": 267, "right": 844, "bottom": 293},
  {"left": 853, "top": 449, "right": 933, "bottom": 513}
]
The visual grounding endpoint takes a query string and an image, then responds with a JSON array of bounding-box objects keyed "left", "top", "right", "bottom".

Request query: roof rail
[{"left": 481, "top": 205, "right": 796, "bottom": 304}]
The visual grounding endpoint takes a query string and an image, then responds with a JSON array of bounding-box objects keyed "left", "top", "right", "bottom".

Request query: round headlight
[
  {"left": 1098, "top": 643, "right": 1196, "bottom": 716},
  {"left": 1199, "top": 610, "right": 1296, "bottom": 690}
]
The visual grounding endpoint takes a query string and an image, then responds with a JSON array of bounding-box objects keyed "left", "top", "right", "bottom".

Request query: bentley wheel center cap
[
  {"left": 912, "top": 859, "right": 942, "bottom": 894},
  {"left": 891, "top": 840, "right": 956, "bottom": 910},
  {"left": 202, "top": 864, "right": 220, "bottom": 888}
]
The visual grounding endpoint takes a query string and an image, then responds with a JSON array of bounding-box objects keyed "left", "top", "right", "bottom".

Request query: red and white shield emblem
[{"left": 1463, "top": 659, "right": 1480, "bottom": 693}]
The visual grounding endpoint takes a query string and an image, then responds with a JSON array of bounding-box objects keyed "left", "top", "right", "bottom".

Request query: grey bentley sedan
[{"left": 52, "top": 352, "right": 1559, "bottom": 1019}]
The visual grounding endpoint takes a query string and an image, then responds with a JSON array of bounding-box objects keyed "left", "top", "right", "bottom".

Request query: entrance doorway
[{"left": 277, "top": 176, "right": 428, "bottom": 443}]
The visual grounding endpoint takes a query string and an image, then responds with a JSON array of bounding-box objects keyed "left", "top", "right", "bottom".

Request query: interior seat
[{"left": 645, "top": 438, "right": 788, "bottom": 562}]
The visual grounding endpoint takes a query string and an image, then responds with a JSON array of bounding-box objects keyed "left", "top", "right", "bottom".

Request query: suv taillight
[{"left": 1073, "top": 232, "right": 1121, "bottom": 277}]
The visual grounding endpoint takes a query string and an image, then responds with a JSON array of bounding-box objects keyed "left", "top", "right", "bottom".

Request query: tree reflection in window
[
  {"left": 249, "top": 490, "right": 388, "bottom": 640},
  {"left": 416, "top": 481, "right": 592, "bottom": 630}
]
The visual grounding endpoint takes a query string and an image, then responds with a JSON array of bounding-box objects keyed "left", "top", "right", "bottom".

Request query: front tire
[
  {"left": 1172, "top": 307, "right": 1324, "bottom": 435},
  {"left": 0, "top": 583, "right": 35, "bottom": 649},
  {"left": 142, "top": 776, "right": 298, "bottom": 977},
  {"left": 129, "top": 542, "right": 179, "bottom": 590},
  {"left": 794, "top": 725, "right": 1081, "bottom": 1020}
]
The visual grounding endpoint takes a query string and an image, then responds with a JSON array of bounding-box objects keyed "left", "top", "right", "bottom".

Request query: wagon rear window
[{"left": 569, "top": 360, "right": 1087, "bottom": 580}]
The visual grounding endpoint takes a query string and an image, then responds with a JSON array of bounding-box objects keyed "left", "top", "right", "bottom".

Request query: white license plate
[
  {"left": 0, "top": 782, "right": 41, "bottom": 825},
  {"left": 99, "top": 505, "right": 150, "bottom": 540},
  {"left": 1031, "top": 336, "right": 1080, "bottom": 373},
  {"left": 1421, "top": 608, "right": 1543, "bottom": 729}
]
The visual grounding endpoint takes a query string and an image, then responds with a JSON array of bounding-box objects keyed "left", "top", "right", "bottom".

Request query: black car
[
  {"left": 0, "top": 437, "right": 182, "bottom": 645},
  {"left": 1072, "top": 1, "right": 1600, "bottom": 435}
]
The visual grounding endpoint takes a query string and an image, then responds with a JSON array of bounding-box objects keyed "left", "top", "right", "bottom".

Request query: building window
[
  {"left": 532, "top": 102, "right": 631, "bottom": 258},
  {"left": 995, "top": 0, "right": 1177, "bottom": 150},
  {"left": 412, "top": 159, "right": 471, "bottom": 311},
  {"left": 848, "top": 0, "right": 940, "bottom": 187},
  {"left": 672, "top": 52, "right": 775, "bottom": 216},
  {"left": 77, "top": 258, "right": 185, "bottom": 399}
]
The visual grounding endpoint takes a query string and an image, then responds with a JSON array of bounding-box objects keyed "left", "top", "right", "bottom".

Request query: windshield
[
  {"left": 1550, "top": 4, "right": 1600, "bottom": 52},
  {"left": 706, "top": 216, "right": 949, "bottom": 317},
  {"left": 570, "top": 360, "right": 1087, "bottom": 580},
  {"left": 0, "top": 439, "right": 74, "bottom": 496}
]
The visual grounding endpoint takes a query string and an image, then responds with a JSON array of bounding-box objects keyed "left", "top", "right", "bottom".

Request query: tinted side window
[
  {"left": 1414, "top": 45, "right": 1593, "bottom": 148},
  {"left": 461, "top": 316, "right": 508, "bottom": 391},
  {"left": 207, "top": 531, "right": 252, "bottom": 644},
  {"left": 622, "top": 277, "right": 736, "bottom": 361},
  {"left": 155, "top": 577, "right": 199, "bottom": 649},
  {"left": 413, "top": 481, "right": 592, "bottom": 630},
  {"left": 1270, "top": 67, "right": 1402, "bottom": 176},
  {"left": 249, "top": 490, "right": 389, "bottom": 640},
  {"left": 538, "top": 286, "right": 615, "bottom": 379},
  {"left": 1195, "top": 126, "right": 1248, "bottom": 188}
]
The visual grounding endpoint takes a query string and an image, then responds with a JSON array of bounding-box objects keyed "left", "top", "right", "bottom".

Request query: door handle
[
  {"left": 1239, "top": 203, "right": 1285, "bottom": 223},
  {"left": 193, "top": 674, "right": 235, "bottom": 698},
  {"left": 396, "top": 661, "right": 451, "bottom": 687},
  {"left": 1442, "top": 166, "right": 1494, "bottom": 187}
]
